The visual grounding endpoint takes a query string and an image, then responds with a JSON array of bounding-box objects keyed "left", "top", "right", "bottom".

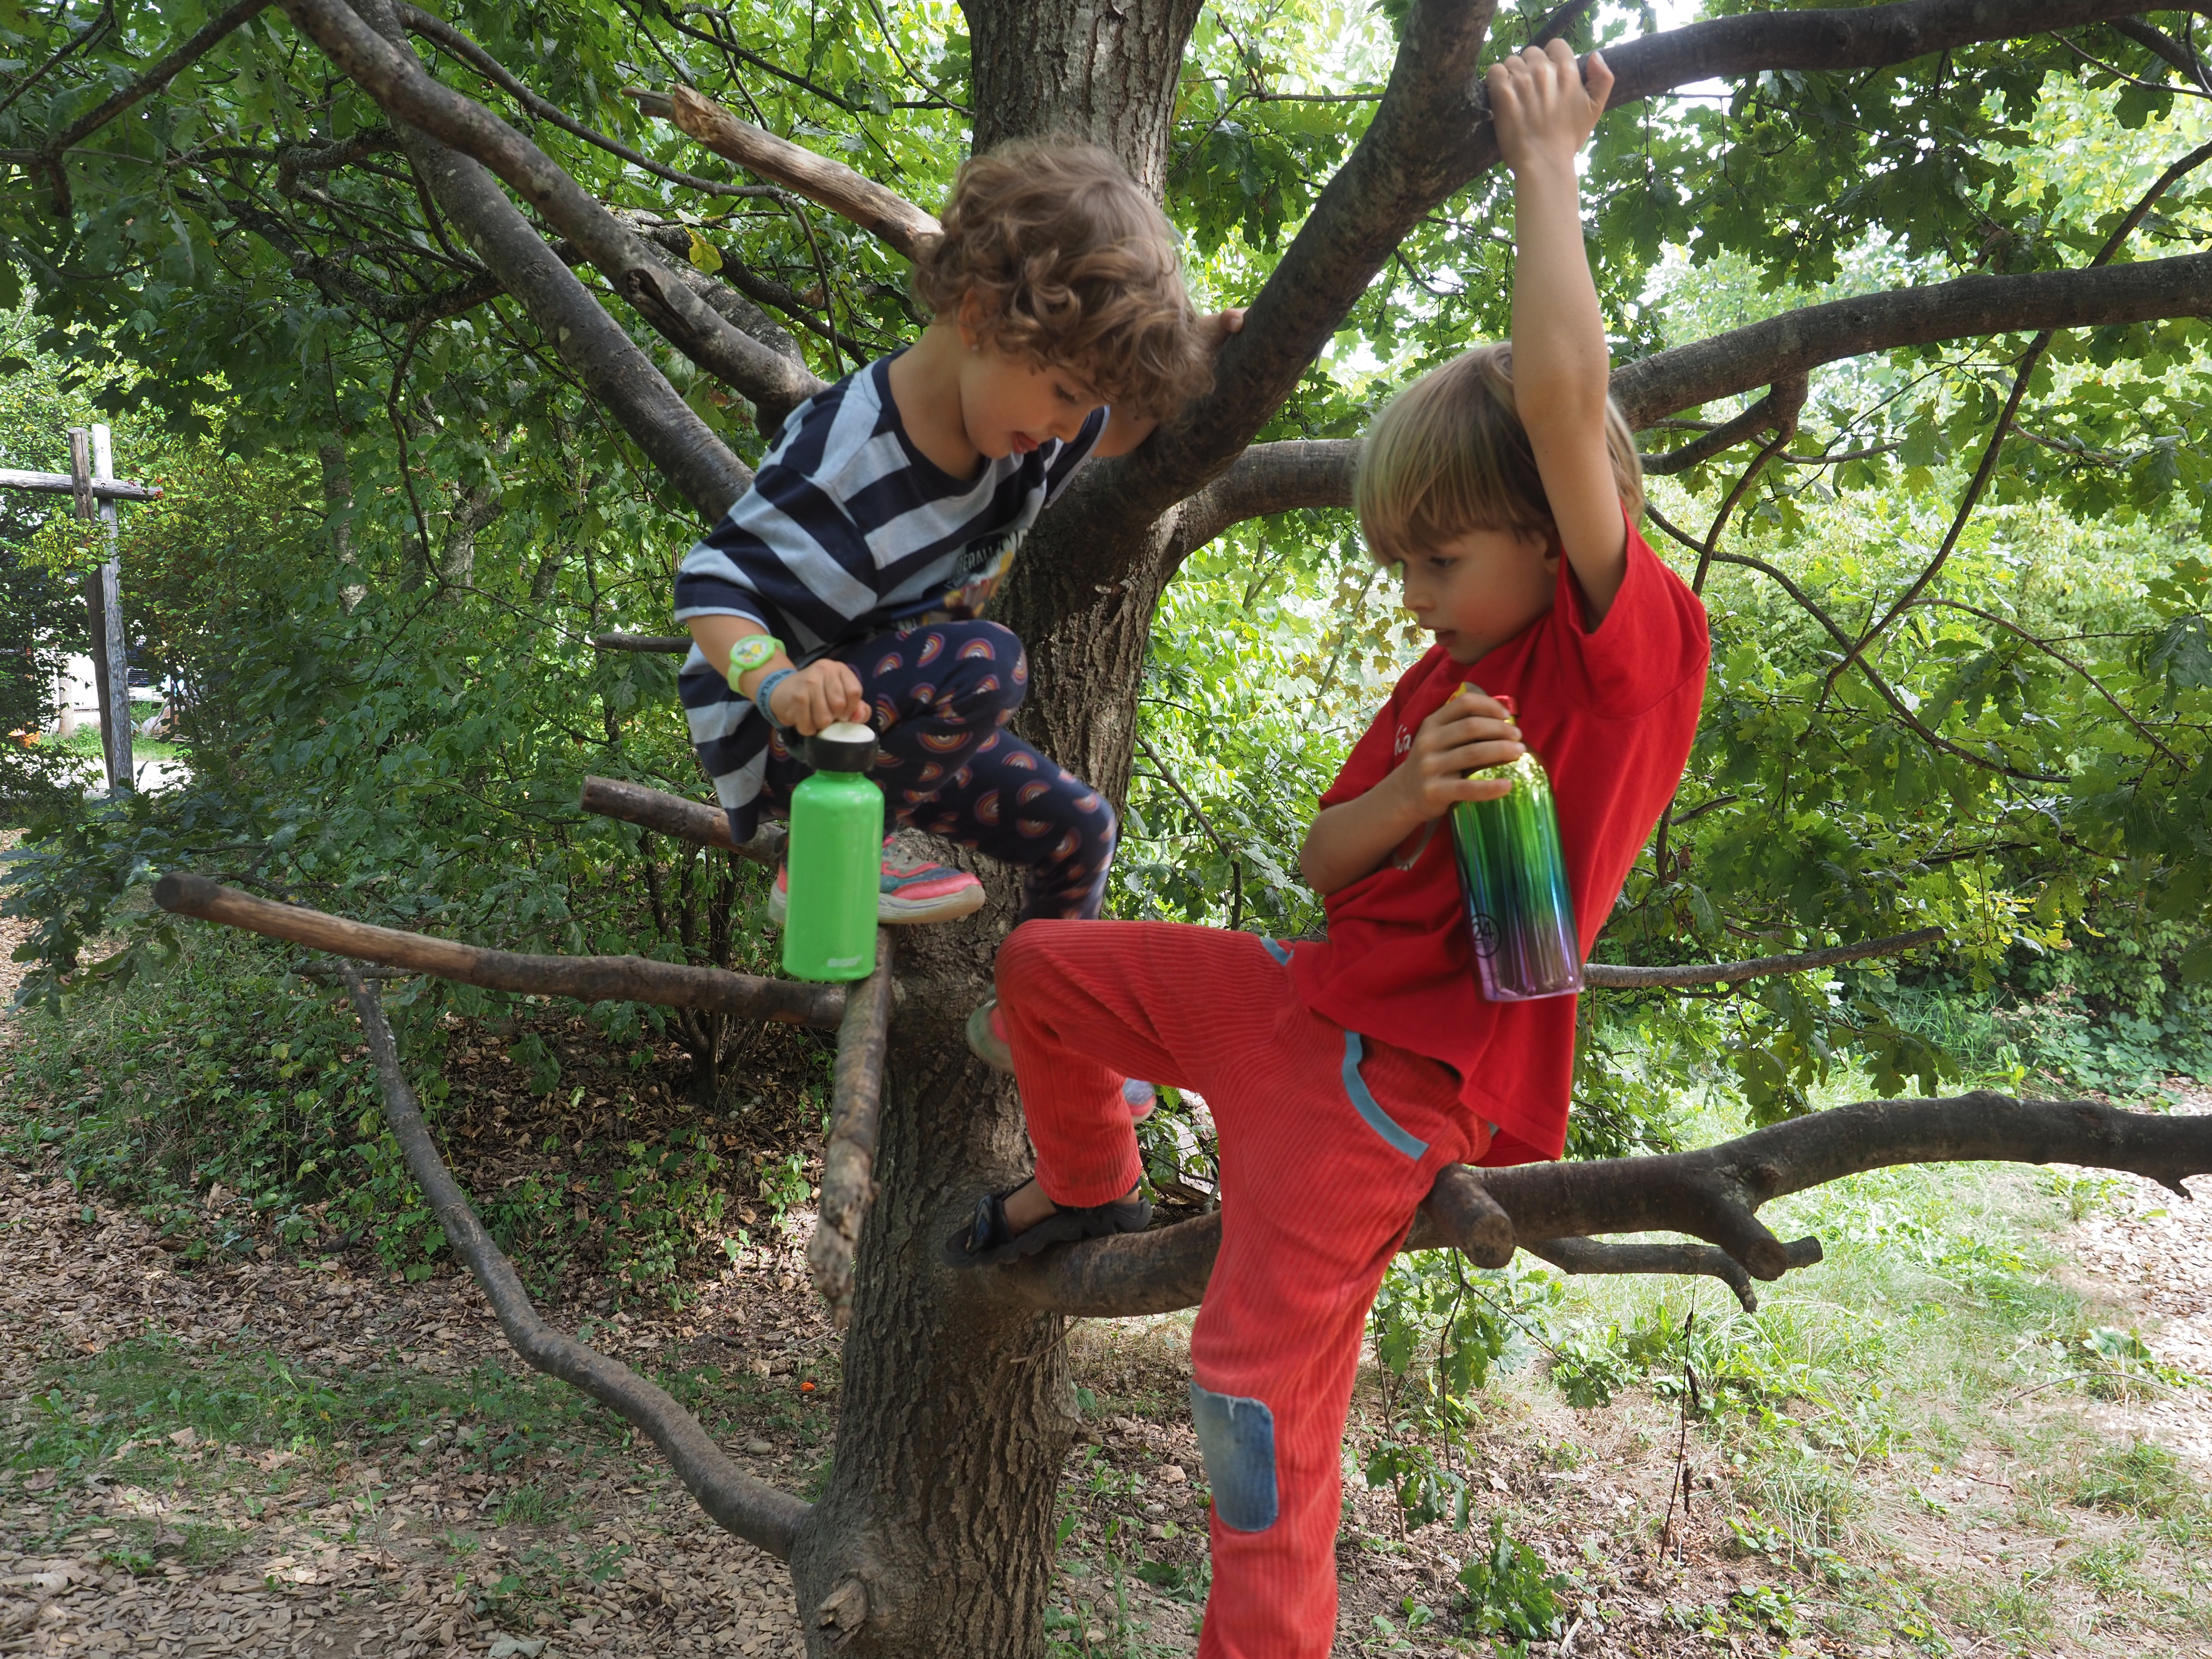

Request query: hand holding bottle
[{"left": 1392, "top": 687, "right": 1526, "bottom": 821}]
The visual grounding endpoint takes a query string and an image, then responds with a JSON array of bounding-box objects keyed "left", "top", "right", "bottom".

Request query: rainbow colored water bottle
[
  {"left": 782, "top": 722, "right": 881, "bottom": 982},
  {"left": 1448, "top": 691, "right": 1582, "bottom": 1001}
]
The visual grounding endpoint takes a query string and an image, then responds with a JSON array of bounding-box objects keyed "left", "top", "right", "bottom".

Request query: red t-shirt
[{"left": 1288, "top": 523, "right": 1708, "bottom": 1164}]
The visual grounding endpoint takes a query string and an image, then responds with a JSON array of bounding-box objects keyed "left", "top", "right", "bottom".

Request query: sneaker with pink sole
[
  {"left": 765, "top": 848, "right": 984, "bottom": 926},
  {"left": 965, "top": 995, "right": 1155, "bottom": 1121}
]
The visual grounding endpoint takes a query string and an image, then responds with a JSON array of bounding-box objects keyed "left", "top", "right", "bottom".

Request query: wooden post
[
  {"left": 67, "top": 428, "right": 122, "bottom": 794},
  {"left": 90, "top": 426, "right": 134, "bottom": 793}
]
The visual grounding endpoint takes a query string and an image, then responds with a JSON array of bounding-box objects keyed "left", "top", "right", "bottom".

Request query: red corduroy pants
[{"left": 997, "top": 920, "right": 1493, "bottom": 1659}]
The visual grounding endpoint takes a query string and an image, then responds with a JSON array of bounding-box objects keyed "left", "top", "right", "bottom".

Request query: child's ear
[{"left": 956, "top": 289, "right": 985, "bottom": 349}]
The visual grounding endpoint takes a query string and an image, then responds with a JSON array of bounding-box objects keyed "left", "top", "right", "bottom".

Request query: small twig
[
  {"left": 1133, "top": 733, "right": 1243, "bottom": 931},
  {"left": 1585, "top": 926, "right": 1945, "bottom": 990},
  {"left": 1658, "top": 1308, "right": 1697, "bottom": 1562}
]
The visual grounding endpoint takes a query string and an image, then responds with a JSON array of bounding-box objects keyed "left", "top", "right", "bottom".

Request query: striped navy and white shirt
[{"left": 672, "top": 352, "right": 1106, "bottom": 838}]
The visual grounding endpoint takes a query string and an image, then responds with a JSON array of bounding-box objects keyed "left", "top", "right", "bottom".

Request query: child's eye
[{"left": 1053, "top": 383, "right": 1081, "bottom": 405}]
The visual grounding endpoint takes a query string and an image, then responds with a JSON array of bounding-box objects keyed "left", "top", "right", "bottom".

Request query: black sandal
[{"left": 941, "top": 1182, "right": 1152, "bottom": 1269}]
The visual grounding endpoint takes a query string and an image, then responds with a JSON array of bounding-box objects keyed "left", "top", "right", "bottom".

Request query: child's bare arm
[
  {"left": 1489, "top": 42, "right": 1626, "bottom": 620},
  {"left": 1092, "top": 308, "right": 1247, "bottom": 458},
  {"left": 1299, "top": 689, "right": 1524, "bottom": 895}
]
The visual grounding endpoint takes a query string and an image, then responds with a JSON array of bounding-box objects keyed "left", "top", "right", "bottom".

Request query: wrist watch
[{"left": 726, "top": 634, "right": 781, "bottom": 689}]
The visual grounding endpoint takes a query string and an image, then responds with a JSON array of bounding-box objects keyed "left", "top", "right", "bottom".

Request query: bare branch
[
  {"left": 1522, "top": 1235, "right": 1825, "bottom": 1314},
  {"left": 629, "top": 86, "right": 941, "bottom": 263},
  {"left": 1104, "top": 0, "right": 2160, "bottom": 534},
  {"left": 331, "top": 962, "right": 809, "bottom": 1558},
  {"left": 806, "top": 932, "right": 896, "bottom": 1328},
  {"left": 590, "top": 632, "right": 693, "bottom": 654},
  {"left": 1641, "top": 376, "right": 1806, "bottom": 477},
  {"left": 153, "top": 872, "right": 841, "bottom": 1027},
  {"left": 279, "top": 0, "right": 820, "bottom": 434},
  {"left": 1614, "top": 248, "right": 2212, "bottom": 429},
  {"left": 1585, "top": 927, "right": 1946, "bottom": 990},
  {"left": 1013, "top": 1092, "right": 2212, "bottom": 1317},
  {"left": 32, "top": 0, "right": 272, "bottom": 214},
  {"left": 579, "top": 774, "right": 784, "bottom": 868}
]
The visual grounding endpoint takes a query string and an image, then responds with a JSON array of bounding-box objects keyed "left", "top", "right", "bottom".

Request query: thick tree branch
[
  {"left": 153, "top": 872, "right": 841, "bottom": 1027},
  {"left": 332, "top": 962, "right": 809, "bottom": 1558},
  {"left": 1585, "top": 927, "right": 1946, "bottom": 990},
  {"left": 806, "top": 932, "right": 896, "bottom": 1328},
  {"left": 32, "top": 0, "right": 272, "bottom": 215},
  {"left": 1100, "top": 0, "right": 2160, "bottom": 538},
  {"left": 1614, "top": 248, "right": 2212, "bottom": 430},
  {"left": 590, "top": 631, "right": 692, "bottom": 654},
  {"left": 1011, "top": 1092, "right": 2212, "bottom": 1317},
  {"left": 629, "top": 86, "right": 941, "bottom": 263},
  {"left": 1126, "top": 239, "right": 2212, "bottom": 552},
  {"left": 1174, "top": 438, "right": 1362, "bottom": 551},
  {"left": 279, "top": 0, "right": 818, "bottom": 437},
  {"left": 579, "top": 774, "right": 785, "bottom": 867}
]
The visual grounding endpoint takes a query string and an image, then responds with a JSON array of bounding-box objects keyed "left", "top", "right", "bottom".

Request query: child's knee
[{"left": 938, "top": 623, "right": 1027, "bottom": 724}]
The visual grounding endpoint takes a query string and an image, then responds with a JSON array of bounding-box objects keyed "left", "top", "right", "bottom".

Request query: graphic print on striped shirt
[{"left": 671, "top": 350, "right": 1106, "bottom": 833}]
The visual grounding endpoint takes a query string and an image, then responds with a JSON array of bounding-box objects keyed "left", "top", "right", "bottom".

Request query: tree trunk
[
  {"left": 787, "top": 940, "right": 1074, "bottom": 1655},
  {"left": 786, "top": 10, "right": 1199, "bottom": 1651},
  {"left": 963, "top": 0, "right": 1202, "bottom": 198}
]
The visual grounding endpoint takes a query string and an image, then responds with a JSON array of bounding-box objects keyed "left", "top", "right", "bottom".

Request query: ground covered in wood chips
[{"left": 6, "top": 898, "right": 2212, "bottom": 1657}]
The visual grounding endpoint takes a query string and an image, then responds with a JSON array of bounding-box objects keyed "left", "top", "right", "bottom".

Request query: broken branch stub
[
  {"left": 806, "top": 931, "right": 896, "bottom": 1327},
  {"left": 152, "top": 872, "right": 838, "bottom": 1027},
  {"left": 579, "top": 774, "right": 785, "bottom": 867},
  {"left": 632, "top": 86, "right": 942, "bottom": 263},
  {"left": 330, "top": 962, "right": 809, "bottom": 1557}
]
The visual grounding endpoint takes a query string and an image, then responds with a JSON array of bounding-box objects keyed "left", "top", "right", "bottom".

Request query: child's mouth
[{"left": 1009, "top": 433, "right": 1039, "bottom": 454}]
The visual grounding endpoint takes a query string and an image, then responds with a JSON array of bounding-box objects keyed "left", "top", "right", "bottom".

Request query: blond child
[{"left": 947, "top": 47, "right": 1710, "bottom": 1657}]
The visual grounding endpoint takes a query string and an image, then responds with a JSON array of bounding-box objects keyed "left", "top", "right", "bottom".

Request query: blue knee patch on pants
[{"left": 1189, "top": 1382, "right": 1278, "bottom": 1533}]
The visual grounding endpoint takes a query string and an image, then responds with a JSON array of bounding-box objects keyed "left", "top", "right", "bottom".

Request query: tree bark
[
  {"left": 962, "top": 0, "right": 1205, "bottom": 198},
  {"left": 786, "top": 940, "right": 1077, "bottom": 1657}
]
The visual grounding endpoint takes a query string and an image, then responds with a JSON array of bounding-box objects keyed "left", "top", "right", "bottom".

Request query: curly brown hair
[{"left": 911, "top": 140, "right": 1214, "bottom": 422}]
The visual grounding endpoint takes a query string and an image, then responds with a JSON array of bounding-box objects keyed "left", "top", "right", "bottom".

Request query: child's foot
[
  {"left": 966, "top": 996, "right": 1158, "bottom": 1121},
  {"left": 940, "top": 1178, "right": 1150, "bottom": 1268},
  {"left": 766, "top": 849, "right": 984, "bottom": 925}
]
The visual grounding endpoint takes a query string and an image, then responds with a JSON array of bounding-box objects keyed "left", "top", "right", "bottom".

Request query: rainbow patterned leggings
[{"left": 755, "top": 618, "right": 1118, "bottom": 921}]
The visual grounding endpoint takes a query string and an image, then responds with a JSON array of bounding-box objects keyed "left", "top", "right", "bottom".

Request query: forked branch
[
  {"left": 806, "top": 933, "right": 897, "bottom": 1327},
  {"left": 1010, "top": 1093, "right": 2212, "bottom": 1317},
  {"left": 153, "top": 873, "right": 840, "bottom": 1027},
  {"left": 331, "top": 962, "right": 809, "bottom": 1558}
]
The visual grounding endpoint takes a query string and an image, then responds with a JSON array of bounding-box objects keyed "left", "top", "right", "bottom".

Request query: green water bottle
[{"left": 783, "top": 721, "right": 881, "bottom": 982}]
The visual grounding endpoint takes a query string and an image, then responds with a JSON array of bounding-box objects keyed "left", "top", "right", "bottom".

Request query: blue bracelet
[{"left": 754, "top": 667, "right": 796, "bottom": 726}]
